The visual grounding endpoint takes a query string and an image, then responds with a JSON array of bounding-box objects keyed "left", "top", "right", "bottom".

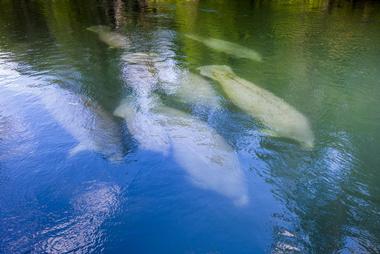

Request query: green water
[{"left": 0, "top": 0, "right": 380, "bottom": 253}]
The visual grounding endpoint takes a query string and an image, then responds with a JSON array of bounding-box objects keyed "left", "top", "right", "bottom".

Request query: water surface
[{"left": 1, "top": 0, "right": 380, "bottom": 253}]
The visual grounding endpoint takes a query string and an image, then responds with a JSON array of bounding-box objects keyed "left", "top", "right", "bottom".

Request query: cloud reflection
[{"left": 36, "top": 183, "right": 121, "bottom": 253}]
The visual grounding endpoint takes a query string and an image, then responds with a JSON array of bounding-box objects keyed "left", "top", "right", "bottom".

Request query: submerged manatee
[
  {"left": 123, "top": 52, "right": 220, "bottom": 109},
  {"left": 0, "top": 59, "right": 124, "bottom": 161},
  {"left": 6, "top": 84, "right": 124, "bottom": 161},
  {"left": 38, "top": 86, "right": 124, "bottom": 160},
  {"left": 114, "top": 99, "right": 171, "bottom": 155},
  {"left": 185, "top": 34, "right": 262, "bottom": 62},
  {"left": 118, "top": 48, "right": 248, "bottom": 205},
  {"left": 157, "top": 105, "right": 249, "bottom": 206},
  {"left": 198, "top": 65, "right": 314, "bottom": 149},
  {"left": 118, "top": 49, "right": 247, "bottom": 203},
  {"left": 174, "top": 72, "right": 221, "bottom": 109},
  {"left": 114, "top": 102, "right": 249, "bottom": 206},
  {"left": 87, "top": 25, "right": 129, "bottom": 49}
]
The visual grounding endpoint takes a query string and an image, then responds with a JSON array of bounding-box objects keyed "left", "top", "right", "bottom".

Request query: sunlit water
[{"left": 1, "top": 0, "right": 380, "bottom": 253}]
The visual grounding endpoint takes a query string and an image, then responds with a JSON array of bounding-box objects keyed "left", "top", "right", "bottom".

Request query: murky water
[{"left": 1, "top": 0, "right": 379, "bottom": 253}]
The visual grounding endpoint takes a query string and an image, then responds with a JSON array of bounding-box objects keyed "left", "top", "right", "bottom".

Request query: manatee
[
  {"left": 118, "top": 51, "right": 248, "bottom": 204},
  {"left": 185, "top": 34, "right": 262, "bottom": 62},
  {"left": 157, "top": 105, "right": 249, "bottom": 206},
  {"left": 122, "top": 52, "right": 220, "bottom": 109},
  {"left": 5, "top": 83, "right": 124, "bottom": 161},
  {"left": 114, "top": 100, "right": 171, "bottom": 155},
  {"left": 173, "top": 72, "right": 221, "bottom": 109},
  {"left": 87, "top": 25, "right": 129, "bottom": 49},
  {"left": 37, "top": 86, "right": 125, "bottom": 160},
  {"left": 198, "top": 65, "right": 314, "bottom": 149},
  {"left": 114, "top": 101, "right": 249, "bottom": 206},
  {"left": 117, "top": 49, "right": 248, "bottom": 205}
]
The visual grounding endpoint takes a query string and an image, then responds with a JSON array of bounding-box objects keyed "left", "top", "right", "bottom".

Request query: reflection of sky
[
  {"left": 36, "top": 183, "right": 120, "bottom": 253},
  {"left": 258, "top": 128, "right": 380, "bottom": 252},
  {"left": 1, "top": 0, "right": 380, "bottom": 252},
  {"left": 0, "top": 101, "right": 36, "bottom": 160},
  {"left": 0, "top": 53, "right": 21, "bottom": 83},
  {"left": 319, "top": 131, "right": 356, "bottom": 197}
]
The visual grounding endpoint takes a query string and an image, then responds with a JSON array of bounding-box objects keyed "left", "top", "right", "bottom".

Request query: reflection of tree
[
  {"left": 268, "top": 2, "right": 379, "bottom": 252},
  {"left": 38, "top": 0, "right": 127, "bottom": 110},
  {"left": 0, "top": 0, "right": 129, "bottom": 111},
  {"left": 0, "top": 0, "right": 47, "bottom": 41},
  {"left": 258, "top": 2, "right": 380, "bottom": 249},
  {"left": 114, "top": 0, "right": 127, "bottom": 29},
  {"left": 168, "top": 0, "right": 380, "bottom": 252},
  {"left": 268, "top": 134, "right": 380, "bottom": 252},
  {"left": 0, "top": 0, "right": 53, "bottom": 65},
  {"left": 0, "top": 0, "right": 379, "bottom": 252}
]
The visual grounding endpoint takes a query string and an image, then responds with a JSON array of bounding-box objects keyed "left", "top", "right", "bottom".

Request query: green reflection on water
[{"left": 0, "top": 0, "right": 379, "bottom": 252}]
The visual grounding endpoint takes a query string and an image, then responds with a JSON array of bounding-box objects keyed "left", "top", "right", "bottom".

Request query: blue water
[{"left": 1, "top": 0, "right": 380, "bottom": 253}]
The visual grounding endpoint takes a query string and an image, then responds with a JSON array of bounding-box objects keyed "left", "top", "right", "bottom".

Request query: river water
[{"left": 0, "top": 0, "right": 379, "bottom": 253}]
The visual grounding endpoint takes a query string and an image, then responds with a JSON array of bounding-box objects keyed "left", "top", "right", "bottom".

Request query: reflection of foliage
[
  {"left": 153, "top": 0, "right": 380, "bottom": 252},
  {"left": 0, "top": 0, "right": 127, "bottom": 110},
  {"left": 0, "top": 0, "right": 379, "bottom": 252}
]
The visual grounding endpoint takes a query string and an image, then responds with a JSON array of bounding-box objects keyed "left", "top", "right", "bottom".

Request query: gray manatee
[
  {"left": 122, "top": 52, "right": 221, "bottom": 109},
  {"left": 173, "top": 72, "right": 221, "bottom": 109},
  {"left": 1, "top": 58, "right": 124, "bottom": 161},
  {"left": 5, "top": 83, "right": 124, "bottom": 161},
  {"left": 87, "top": 25, "right": 129, "bottom": 49},
  {"left": 114, "top": 99, "right": 171, "bottom": 155},
  {"left": 185, "top": 34, "right": 262, "bottom": 62},
  {"left": 38, "top": 86, "right": 125, "bottom": 160},
  {"left": 114, "top": 102, "right": 249, "bottom": 206},
  {"left": 198, "top": 65, "right": 314, "bottom": 149}
]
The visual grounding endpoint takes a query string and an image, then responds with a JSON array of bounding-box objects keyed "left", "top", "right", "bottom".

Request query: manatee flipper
[
  {"left": 260, "top": 129, "right": 279, "bottom": 138},
  {"left": 108, "top": 153, "right": 124, "bottom": 163},
  {"left": 69, "top": 142, "right": 93, "bottom": 157},
  {"left": 301, "top": 142, "right": 314, "bottom": 151}
]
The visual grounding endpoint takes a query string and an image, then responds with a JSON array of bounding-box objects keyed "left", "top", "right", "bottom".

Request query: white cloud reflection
[{"left": 35, "top": 183, "right": 121, "bottom": 253}]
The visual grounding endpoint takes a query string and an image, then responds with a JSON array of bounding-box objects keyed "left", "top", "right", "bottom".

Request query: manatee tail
[
  {"left": 69, "top": 142, "right": 94, "bottom": 157},
  {"left": 301, "top": 140, "right": 314, "bottom": 151},
  {"left": 108, "top": 153, "right": 124, "bottom": 163},
  {"left": 86, "top": 26, "right": 99, "bottom": 33}
]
